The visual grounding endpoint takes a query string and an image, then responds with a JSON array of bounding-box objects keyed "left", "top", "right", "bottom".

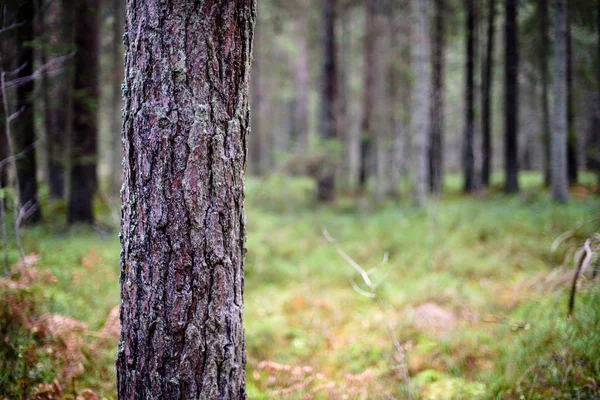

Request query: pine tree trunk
[
  {"left": 540, "top": 0, "right": 552, "bottom": 187},
  {"left": 109, "top": 0, "right": 125, "bottom": 197},
  {"left": 551, "top": 0, "right": 569, "bottom": 202},
  {"left": 117, "top": 1, "right": 255, "bottom": 397},
  {"left": 481, "top": 0, "right": 495, "bottom": 188},
  {"left": 504, "top": 0, "right": 519, "bottom": 193},
  {"left": 566, "top": 18, "right": 578, "bottom": 185},
  {"left": 68, "top": 0, "right": 99, "bottom": 223},
  {"left": 318, "top": 0, "right": 338, "bottom": 201},
  {"left": 430, "top": 0, "right": 445, "bottom": 195},
  {"left": 412, "top": 0, "right": 431, "bottom": 205},
  {"left": 14, "top": 0, "right": 41, "bottom": 223},
  {"left": 464, "top": 0, "right": 476, "bottom": 192}
]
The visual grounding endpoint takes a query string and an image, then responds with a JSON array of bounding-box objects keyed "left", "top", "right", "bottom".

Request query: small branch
[
  {"left": 0, "top": 21, "right": 24, "bottom": 36},
  {"left": 568, "top": 239, "right": 593, "bottom": 317}
]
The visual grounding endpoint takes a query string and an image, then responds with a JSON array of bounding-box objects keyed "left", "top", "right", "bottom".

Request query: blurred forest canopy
[{"left": 0, "top": 0, "right": 600, "bottom": 398}]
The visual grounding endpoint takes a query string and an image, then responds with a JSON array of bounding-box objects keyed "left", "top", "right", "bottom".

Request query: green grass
[{"left": 1, "top": 172, "right": 599, "bottom": 399}]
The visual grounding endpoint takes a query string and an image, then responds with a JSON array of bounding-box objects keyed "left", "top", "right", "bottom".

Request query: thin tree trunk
[
  {"left": 14, "top": 0, "right": 42, "bottom": 223},
  {"left": 504, "top": 0, "right": 519, "bottom": 193},
  {"left": 294, "top": 19, "right": 310, "bottom": 152},
  {"left": 68, "top": 0, "right": 99, "bottom": 223},
  {"left": 430, "top": 0, "right": 445, "bottom": 195},
  {"left": 540, "top": 0, "right": 552, "bottom": 187},
  {"left": 566, "top": 17, "right": 578, "bottom": 185},
  {"left": 117, "top": 1, "right": 255, "bottom": 398},
  {"left": 318, "top": 0, "right": 339, "bottom": 201},
  {"left": 464, "top": 0, "right": 476, "bottom": 192},
  {"left": 109, "top": 0, "right": 124, "bottom": 197},
  {"left": 551, "top": 0, "right": 569, "bottom": 202},
  {"left": 412, "top": 0, "right": 431, "bottom": 205},
  {"left": 359, "top": 1, "right": 375, "bottom": 193},
  {"left": 481, "top": 0, "right": 495, "bottom": 187}
]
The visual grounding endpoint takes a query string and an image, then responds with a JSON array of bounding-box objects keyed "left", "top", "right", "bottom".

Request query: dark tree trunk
[
  {"left": 14, "top": 0, "right": 42, "bottom": 223},
  {"left": 504, "top": 0, "right": 519, "bottom": 193},
  {"left": 464, "top": 0, "right": 476, "bottom": 193},
  {"left": 481, "top": 0, "right": 495, "bottom": 188},
  {"left": 68, "top": 0, "right": 99, "bottom": 223},
  {"left": 109, "top": 0, "right": 125, "bottom": 197},
  {"left": 42, "top": 0, "right": 69, "bottom": 199},
  {"left": 117, "top": 1, "right": 255, "bottom": 398},
  {"left": 540, "top": 0, "right": 552, "bottom": 187},
  {"left": 430, "top": 0, "right": 445, "bottom": 194},
  {"left": 359, "top": 1, "right": 376, "bottom": 193},
  {"left": 318, "top": 0, "right": 338, "bottom": 201},
  {"left": 566, "top": 17, "right": 578, "bottom": 185}
]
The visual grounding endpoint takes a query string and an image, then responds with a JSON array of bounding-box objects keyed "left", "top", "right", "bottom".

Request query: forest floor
[{"left": 1, "top": 172, "right": 600, "bottom": 399}]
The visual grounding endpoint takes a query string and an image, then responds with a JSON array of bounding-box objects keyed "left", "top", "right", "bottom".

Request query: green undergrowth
[{"left": 1, "top": 172, "right": 599, "bottom": 399}]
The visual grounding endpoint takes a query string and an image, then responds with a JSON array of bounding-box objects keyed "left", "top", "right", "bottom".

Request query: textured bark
[
  {"left": 68, "top": 0, "right": 99, "bottom": 223},
  {"left": 117, "top": 1, "right": 255, "bottom": 398},
  {"left": 430, "top": 0, "right": 445, "bottom": 195},
  {"left": 551, "top": 0, "right": 569, "bottom": 202},
  {"left": 13, "top": 0, "right": 42, "bottom": 223},
  {"left": 566, "top": 18, "right": 578, "bottom": 185},
  {"left": 464, "top": 0, "right": 476, "bottom": 193},
  {"left": 318, "top": 0, "right": 338, "bottom": 201},
  {"left": 109, "top": 0, "right": 125, "bottom": 197},
  {"left": 504, "top": 0, "right": 519, "bottom": 193},
  {"left": 539, "top": 0, "right": 552, "bottom": 187},
  {"left": 481, "top": 0, "right": 495, "bottom": 187},
  {"left": 412, "top": 0, "right": 431, "bottom": 205}
]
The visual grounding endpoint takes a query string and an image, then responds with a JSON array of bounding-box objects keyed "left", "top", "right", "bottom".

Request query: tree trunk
[
  {"left": 481, "top": 0, "right": 495, "bottom": 188},
  {"left": 318, "top": 0, "right": 338, "bottom": 201},
  {"left": 359, "top": 1, "right": 376, "bottom": 193},
  {"left": 117, "top": 1, "right": 255, "bottom": 397},
  {"left": 109, "top": 0, "right": 125, "bottom": 197},
  {"left": 14, "top": 0, "right": 42, "bottom": 223},
  {"left": 551, "top": 0, "right": 569, "bottom": 202},
  {"left": 293, "top": 19, "right": 310, "bottom": 152},
  {"left": 412, "top": 0, "right": 431, "bottom": 205},
  {"left": 68, "top": 0, "right": 99, "bottom": 223},
  {"left": 540, "top": 0, "right": 552, "bottom": 187},
  {"left": 430, "top": 0, "right": 445, "bottom": 195},
  {"left": 504, "top": 0, "right": 519, "bottom": 193},
  {"left": 566, "top": 17, "right": 578, "bottom": 185},
  {"left": 464, "top": 0, "right": 476, "bottom": 193}
]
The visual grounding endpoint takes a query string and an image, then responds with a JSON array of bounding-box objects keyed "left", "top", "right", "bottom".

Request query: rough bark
[
  {"left": 109, "top": 0, "right": 125, "bottom": 197},
  {"left": 540, "top": 0, "right": 552, "bottom": 187},
  {"left": 318, "top": 0, "right": 339, "bottom": 201},
  {"left": 68, "top": 0, "right": 99, "bottom": 223},
  {"left": 566, "top": 18, "right": 578, "bottom": 185},
  {"left": 412, "top": 0, "right": 431, "bottom": 205},
  {"left": 430, "top": 0, "right": 445, "bottom": 195},
  {"left": 464, "top": 0, "right": 476, "bottom": 193},
  {"left": 117, "top": 1, "right": 255, "bottom": 398},
  {"left": 481, "top": 0, "right": 495, "bottom": 188},
  {"left": 551, "top": 0, "right": 569, "bottom": 202},
  {"left": 504, "top": 0, "right": 519, "bottom": 193}
]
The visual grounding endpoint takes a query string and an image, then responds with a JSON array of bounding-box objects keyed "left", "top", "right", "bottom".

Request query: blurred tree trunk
[
  {"left": 481, "top": 0, "right": 495, "bottom": 188},
  {"left": 464, "top": 0, "right": 476, "bottom": 192},
  {"left": 14, "top": 0, "right": 42, "bottom": 223},
  {"left": 117, "top": 1, "right": 255, "bottom": 397},
  {"left": 318, "top": 0, "right": 339, "bottom": 201},
  {"left": 430, "top": 0, "right": 445, "bottom": 195},
  {"left": 412, "top": 0, "right": 431, "bottom": 205},
  {"left": 109, "top": 0, "right": 124, "bottom": 197},
  {"left": 551, "top": 0, "right": 569, "bottom": 203},
  {"left": 68, "top": 0, "right": 99, "bottom": 223},
  {"left": 566, "top": 17, "right": 578, "bottom": 185},
  {"left": 504, "top": 0, "right": 519, "bottom": 193},
  {"left": 359, "top": 1, "right": 375, "bottom": 193},
  {"left": 250, "top": 19, "right": 264, "bottom": 176},
  {"left": 539, "top": 0, "right": 552, "bottom": 187},
  {"left": 293, "top": 19, "right": 309, "bottom": 152}
]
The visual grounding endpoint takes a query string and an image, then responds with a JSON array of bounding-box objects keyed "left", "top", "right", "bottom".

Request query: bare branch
[{"left": 0, "top": 21, "right": 24, "bottom": 36}]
